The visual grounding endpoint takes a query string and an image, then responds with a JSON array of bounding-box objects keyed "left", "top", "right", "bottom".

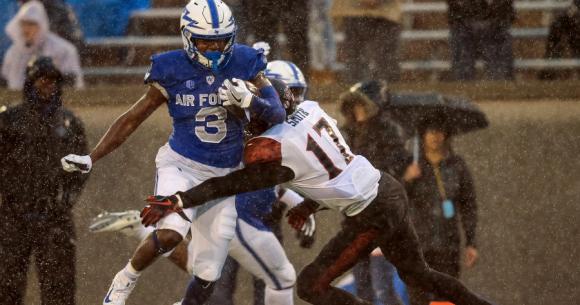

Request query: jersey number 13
[{"left": 306, "top": 118, "right": 353, "bottom": 179}]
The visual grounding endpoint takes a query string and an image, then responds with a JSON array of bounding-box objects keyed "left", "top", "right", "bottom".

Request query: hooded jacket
[
  {"left": 339, "top": 84, "right": 412, "bottom": 180},
  {"left": 0, "top": 61, "right": 88, "bottom": 216},
  {"left": 1, "top": 0, "right": 84, "bottom": 90}
]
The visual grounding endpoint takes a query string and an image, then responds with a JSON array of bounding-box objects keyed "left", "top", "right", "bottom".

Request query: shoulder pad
[
  {"left": 232, "top": 44, "right": 268, "bottom": 80},
  {"left": 145, "top": 50, "right": 194, "bottom": 86},
  {"left": 244, "top": 137, "right": 282, "bottom": 165}
]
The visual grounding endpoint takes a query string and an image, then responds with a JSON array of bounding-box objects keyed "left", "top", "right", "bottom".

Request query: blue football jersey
[
  {"left": 145, "top": 44, "right": 268, "bottom": 168},
  {"left": 235, "top": 188, "right": 277, "bottom": 232}
]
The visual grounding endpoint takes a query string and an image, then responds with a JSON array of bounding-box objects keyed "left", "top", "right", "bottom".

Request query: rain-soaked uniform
[
  {"left": 174, "top": 101, "right": 495, "bottom": 305},
  {"left": 0, "top": 68, "right": 88, "bottom": 305}
]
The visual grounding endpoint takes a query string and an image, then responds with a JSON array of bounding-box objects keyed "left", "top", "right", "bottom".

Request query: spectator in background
[
  {"left": 339, "top": 80, "right": 419, "bottom": 305},
  {"left": 245, "top": 0, "right": 310, "bottom": 75},
  {"left": 309, "top": 0, "right": 337, "bottom": 71},
  {"left": 447, "top": 0, "right": 515, "bottom": 80},
  {"left": 331, "top": 0, "right": 403, "bottom": 82},
  {"left": 339, "top": 80, "right": 415, "bottom": 180},
  {"left": 405, "top": 123, "right": 479, "bottom": 305},
  {"left": 538, "top": 0, "right": 580, "bottom": 80},
  {"left": 0, "top": 56, "right": 89, "bottom": 305},
  {"left": 19, "top": 0, "right": 85, "bottom": 50},
  {"left": 1, "top": 0, "right": 84, "bottom": 90}
]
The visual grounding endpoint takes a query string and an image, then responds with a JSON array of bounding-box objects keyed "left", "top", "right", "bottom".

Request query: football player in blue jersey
[
  {"left": 60, "top": 1, "right": 285, "bottom": 305},
  {"left": 87, "top": 79, "right": 309, "bottom": 305}
]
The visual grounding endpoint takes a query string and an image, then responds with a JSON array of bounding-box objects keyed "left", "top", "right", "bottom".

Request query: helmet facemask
[
  {"left": 181, "top": 26, "right": 236, "bottom": 72},
  {"left": 289, "top": 86, "right": 307, "bottom": 104}
]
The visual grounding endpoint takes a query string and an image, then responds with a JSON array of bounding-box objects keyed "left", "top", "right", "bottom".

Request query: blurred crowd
[{"left": 0, "top": 0, "right": 580, "bottom": 89}]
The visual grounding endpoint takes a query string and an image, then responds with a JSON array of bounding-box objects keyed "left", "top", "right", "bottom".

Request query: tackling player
[
  {"left": 60, "top": 1, "right": 284, "bottom": 305},
  {"left": 142, "top": 89, "right": 498, "bottom": 305}
]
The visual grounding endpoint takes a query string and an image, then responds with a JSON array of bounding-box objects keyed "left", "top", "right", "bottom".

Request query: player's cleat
[
  {"left": 89, "top": 210, "right": 141, "bottom": 236},
  {"left": 103, "top": 269, "right": 138, "bottom": 305}
]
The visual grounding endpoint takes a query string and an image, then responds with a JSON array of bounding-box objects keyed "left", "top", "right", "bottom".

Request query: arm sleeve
[
  {"left": 456, "top": 158, "right": 478, "bottom": 248},
  {"left": 249, "top": 85, "right": 286, "bottom": 125},
  {"left": 247, "top": 50, "right": 285, "bottom": 125}
]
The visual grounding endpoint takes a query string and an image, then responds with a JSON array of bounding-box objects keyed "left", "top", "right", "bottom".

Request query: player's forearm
[
  {"left": 250, "top": 86, "right": 285, "bottom": 125},
  {"left": 89, "top": 111, "right": 144, "bottom": 163},
  {"left": 180, "top": 163, "right": 294, "bottom": 209}
]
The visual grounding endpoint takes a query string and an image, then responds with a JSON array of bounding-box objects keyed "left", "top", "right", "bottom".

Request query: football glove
[
  {"left": 297, "top": 214, "right": 316, "bottom": 248},
  {"left": 141, "top": 194, "right": 190, "bottom": 227},
  {"left": 286, "top": 200, "right": 318, "bottom": 231},
  {"left": 61, "top": 154, "right": 92, "bottom": 173},
  {"left": 219, "top": 78, "right": 254, "bottom": 109}
]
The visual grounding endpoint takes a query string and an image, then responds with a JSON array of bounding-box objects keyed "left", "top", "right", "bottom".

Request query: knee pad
[
  {"left": 271, "top": 261, "right": 296, "bottom": 289},
  {"left": 193, "top": 264, "right": 222, "bottom": 282}
]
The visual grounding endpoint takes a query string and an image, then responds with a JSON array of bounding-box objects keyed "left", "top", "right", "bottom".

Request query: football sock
[
  {"left": 125, "top": 261, "right": 142, "bottom": 278},
  {"left": 182, "top": 276, "right": 215, "bottom": 305}
]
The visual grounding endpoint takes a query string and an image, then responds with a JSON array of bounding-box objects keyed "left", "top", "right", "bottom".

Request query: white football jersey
[{"left": 256, "top": 101, "right": 381, "bottom": 216}]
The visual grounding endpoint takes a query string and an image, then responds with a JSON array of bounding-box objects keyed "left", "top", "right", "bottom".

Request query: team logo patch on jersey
[
  {"left": 206, "top": 75, "right": 215, "bottom": 85},
  {"left": 186, "top": 80, "right": 195, "bottom": 89}
]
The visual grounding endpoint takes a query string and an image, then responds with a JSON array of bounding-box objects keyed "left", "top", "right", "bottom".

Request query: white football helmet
[
  {"left": 265, "top": 60, "right": 308, "bottom": 102},
  {"left": 180, "top": 0, "right": 236, "bottom": 72}
]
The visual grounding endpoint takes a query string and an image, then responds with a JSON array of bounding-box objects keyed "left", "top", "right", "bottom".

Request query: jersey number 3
[
  {"left": 195, "top": 106, "right": 227, "bottom": 143},
  {"left": 306, "top": 118, "right": 353, "bottom": 179}
]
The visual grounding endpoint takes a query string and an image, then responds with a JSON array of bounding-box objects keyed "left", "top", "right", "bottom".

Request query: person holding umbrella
[
  {"left": 395, "top": 97, "right": 487, "bottom": 305},
  {"left": 339, "top": 80, "right": 420, "bottom": 305}
]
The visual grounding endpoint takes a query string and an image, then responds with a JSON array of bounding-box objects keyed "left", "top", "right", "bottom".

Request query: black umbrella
[
  {"left": 387, "top": 92, "right": 489, "bottom": 162},
  {"left": 388, "top": 92, "right": 489, "bottom": 135}
]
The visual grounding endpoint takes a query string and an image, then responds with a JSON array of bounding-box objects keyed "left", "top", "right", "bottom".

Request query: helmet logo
[
  {"left": 206, "top": 75, "right": 215, "bottom": 85},
  {"left": 182, "top": 8, "right": 198, "bottom": 28}
]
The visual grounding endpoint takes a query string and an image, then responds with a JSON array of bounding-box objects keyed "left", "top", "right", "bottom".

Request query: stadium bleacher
[{"left": 82, "top": 0, "right": 579, "bottom": 83}]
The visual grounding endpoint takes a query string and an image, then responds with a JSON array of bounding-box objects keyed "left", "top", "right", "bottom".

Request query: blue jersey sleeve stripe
[{"left": 207, "top": 0, "right": 220, "bottom": 29}]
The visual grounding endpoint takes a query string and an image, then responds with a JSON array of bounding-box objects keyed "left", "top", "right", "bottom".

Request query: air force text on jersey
[
  {"left": 143, "top": 45, "right": 284, "bottom": 168},
  {"left": 175, "top": 93, "right": 221, "bottom": 107}
]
